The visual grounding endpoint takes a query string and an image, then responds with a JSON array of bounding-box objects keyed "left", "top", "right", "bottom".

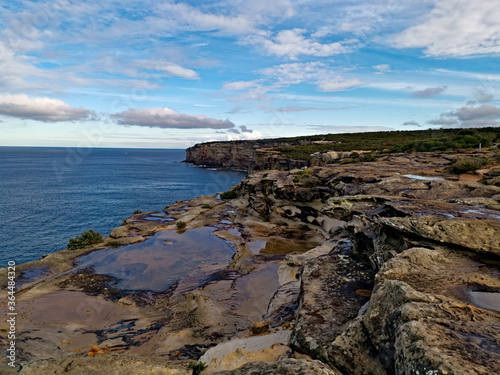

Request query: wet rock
[{"left": 212, "top": 358, "right": 342, "bottom": 375}]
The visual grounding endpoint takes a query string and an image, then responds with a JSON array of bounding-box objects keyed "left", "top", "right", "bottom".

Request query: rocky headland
[{"left": 1, "top": 145, "right": 500, "bottom": 374}]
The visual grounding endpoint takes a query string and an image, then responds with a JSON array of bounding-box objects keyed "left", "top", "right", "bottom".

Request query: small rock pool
[{"left": 76, "top": 227, "right": 236, "bottom": 292}]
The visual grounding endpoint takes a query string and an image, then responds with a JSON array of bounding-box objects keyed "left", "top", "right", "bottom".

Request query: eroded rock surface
[{"left": 2, "top": 151, "right": 500, "bottom": 375}]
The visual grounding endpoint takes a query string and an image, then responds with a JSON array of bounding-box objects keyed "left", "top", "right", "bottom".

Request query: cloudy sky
[{"left": 1, "top": 0, "right": 499, "bottom": 148}]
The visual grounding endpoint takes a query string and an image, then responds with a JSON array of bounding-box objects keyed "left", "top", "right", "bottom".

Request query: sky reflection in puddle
[{"left": 77, "top": 227, "right": 235, "bottom": 292}]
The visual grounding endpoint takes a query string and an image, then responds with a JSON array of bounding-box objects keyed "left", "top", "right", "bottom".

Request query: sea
[{"left": 0, "top": 147, "right": 246, "bottom": 266}]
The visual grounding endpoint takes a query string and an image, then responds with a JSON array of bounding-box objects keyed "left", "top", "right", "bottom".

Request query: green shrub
[
  {"left": 176, "top": 221, "right": 186, "bottom": 229},
  {"left": 106, "top": 241, "right": 122, "bottom": 248},
  {"left": 447, "top": 157, "right": 489, "bottom": 174},
  {"left": 220, "top": 190, "right": 237, "bottom": 199},
  {"left": 68, "top": 229, "right": 103, "bottom": 250},
  {"left": 201, "top": 204, "right": 212, "bottom": 209},
  {"left": 133, "top": 210, "right": 142, "bottom": 214},
  {"left": 188, "top": 361, "right": 207, "bottom": 375}
]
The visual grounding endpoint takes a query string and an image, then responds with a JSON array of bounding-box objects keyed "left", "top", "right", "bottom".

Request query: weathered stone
[
  {"left": 212, "top": 358, "right": 342, "bottom": 375},
  {"left": 203, "top": 343, "right": 291, "bottom": 374},
  {"left": 19, "top": 354, "right": 190, "bottom": 375},
  {"left": 110, "top": 225, "right": 129, "bottom": 238},
  {"left": 290, "top": 246, "right": 375, "bottom": 359}
]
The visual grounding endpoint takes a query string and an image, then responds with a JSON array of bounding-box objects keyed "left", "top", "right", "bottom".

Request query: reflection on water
[
  {"left": 77, "top": 227, "right": 235, "bottom": 292},
  {"left": 469, "top": 291, "right": 500, "bottom": 313},
  {"left": 403, "top": 174, "right": 445, "bottom": 181}
]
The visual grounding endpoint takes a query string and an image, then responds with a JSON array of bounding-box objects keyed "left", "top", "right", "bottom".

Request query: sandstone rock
[
  {"left": 379, "top": 216, "right": 500, "bottom": 257},
  {"left": 19, "top": 354, "right": 190, "bottom": 375},
  {"left": 290, "top": 244, "right": 374, "bottom": 359},
  {"left": 250, "top": 321, "right": 270, "bottom": 335},
  {"left": 110, "top": 225, "right": 129, "bottom": 238},
  {"left": 203, "top": 343, "right": 291, "bottom": 374},
  {"left": 212, "top": 358, "right": 342, "bottom": 375}
]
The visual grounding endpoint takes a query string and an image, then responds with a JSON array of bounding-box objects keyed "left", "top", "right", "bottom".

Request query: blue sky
[{"left": 1, "top": 0, "right": 499, "bottom": 148}]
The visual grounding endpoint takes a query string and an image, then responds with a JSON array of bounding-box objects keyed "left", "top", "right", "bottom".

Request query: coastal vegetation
[
  {"left": 176, "top": 221, "right": 186, "bottom": 229},
  {"left": 273, "top": 127, "right": 499, "bottom": 160},
  {"left": 67, "top": 229, "right": 103, "bottom": 250},
  {"left": 220, "top": 190, "right": 238, "bottom": 199},
  {"left": 188, "top": 361, "right": 207, "bottom": 374},
  {"left": 446, "top": 157, "right": 489, "bottom": 174}
]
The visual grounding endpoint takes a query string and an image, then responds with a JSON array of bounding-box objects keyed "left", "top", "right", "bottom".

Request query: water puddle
[
  {"left": 461, "top": 209, "right": 500, "bottom": 220},
  {"left": 227, "top": 228, "right": 241, "bottom": 237},
  {"left": 469, "top": 291, "right": 500, "bottom": 313},
  {"left": 403, "top": 174, "right": 445, "bottom": 181},
  {"left": 18, "top": 266, "right": 51, "bottom": 287},
  {"left": 261, "top": 238, "right": 319, "bottom": 255},
  {"left": 248, "top": 240, "right": 267, "bottom": 254},
  {"left": 220, "top": 220, "right": 233, "bottom": 225},
  {"left": 76, "top": 227, "right": 236, "bottom": 292},
  {"left": 141, "top": 216, "right": 175, "bottom": 222},
  {"left": 234, "top": 263, "right": 281, "bottom": 322}
]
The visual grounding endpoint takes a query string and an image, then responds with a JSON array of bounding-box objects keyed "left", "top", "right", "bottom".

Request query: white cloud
[
  {"left": 317, "top": 77, "right": 364, "bottom": 92},
  {"left": 112, "top": 108, "right": 235, "bottom": 129},
  {"left": 223, "top": 80, "right": 262, "bottom": 91},
  {"left": 392, "top": 0, "right": 500, "bottom": 57},
  {"left": 0, "top": 94, "right": 95, "bottom": 122},
  {"left": 247, "top": 29, "right": 353, "bottom": 60},
  {"left": 142, "top": 60, "right": 199, "bottom": 80},
  {"left": 259, "top": 62, "right": 326, "bottom": 84},
  {"left": 373, "top": 64, "right": 391, "bottom": 74}
]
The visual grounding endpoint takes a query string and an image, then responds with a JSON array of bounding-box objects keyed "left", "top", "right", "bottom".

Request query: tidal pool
[{"left": 76, "top": 227, "right": 235, "bottom": 292}]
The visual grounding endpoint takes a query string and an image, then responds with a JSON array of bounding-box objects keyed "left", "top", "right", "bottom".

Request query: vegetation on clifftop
[{"left": 273, "top": 128, "right": 499, "bottom": 160}]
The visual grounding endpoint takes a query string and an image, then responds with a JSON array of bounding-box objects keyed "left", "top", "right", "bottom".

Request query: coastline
[{"left": 1, "top": 150, "right": 499, "bottom": 374}]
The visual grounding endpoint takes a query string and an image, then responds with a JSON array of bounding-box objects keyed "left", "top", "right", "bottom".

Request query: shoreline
[{"left": 1, "top": 150, "right": 500, "bottom": 374}]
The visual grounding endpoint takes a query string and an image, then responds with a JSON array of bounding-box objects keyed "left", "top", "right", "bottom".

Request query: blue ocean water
[{"left": 0, "top": 147, "right": 246, "bottom": 266}]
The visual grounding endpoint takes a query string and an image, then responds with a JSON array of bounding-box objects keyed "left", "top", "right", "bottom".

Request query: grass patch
[
  {"left": 176, "top": 221, "right": 186, "bottom": 229},
  {"left": 133, "top": 210, "right": 142, "bottom": 214},
  {"left": 68, "top": 229, "right": 103, "bottom": 250},
  {"left": 201, "top": 204, "right": 212, "bottom": 209},
  {"left": 220, "top": 190, "right": 237, "bottom": 199},
  {"left": 106, "top": 241, "right": 122, "bottom": 248},
  {"left": 188, "top": 361, "right": 207, "bottom": 375}
]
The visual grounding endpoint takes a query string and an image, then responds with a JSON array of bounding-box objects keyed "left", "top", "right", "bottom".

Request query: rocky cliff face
[
  {"left": 185, "top": 140, "right": 310, "bottom": 171},
  {"left": 6, "top": 151, "right": 500, "bottom": 375},
  {"left": 233, "top": 152, "right": 500, "bottom": 375}
]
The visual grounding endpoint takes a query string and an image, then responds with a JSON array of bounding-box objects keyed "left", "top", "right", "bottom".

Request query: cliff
[
  {"left": 184, "top": 139, "right": 310, "bottom": 171},
  {"left": 3, "top": 150, "right": 500, "bottom": 375}
]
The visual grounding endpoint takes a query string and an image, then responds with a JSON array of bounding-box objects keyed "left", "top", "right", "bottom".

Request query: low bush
[
  {"left": 201, "top": 204, "right": 212, "bottom": 209},
  {"left": 188, "top": 361, "right": 207, "bottom": 375},
  {"left": 176, "top": 221, "right": 186, "bottom": 229},
  {"left": 133, "top": 210, "right": 142, "bottom": 214},
  {"left": 68, "top": 229, "right": 103, "bottom": 250},
  {"left": 220, "top": 190, "right": 237, "bottom": 199},
  {"left": 447, "top": 157, "right": 489, "bottom": 174},
  {"left": 106, "top": 241, "right": 122, "bottom": 248}
]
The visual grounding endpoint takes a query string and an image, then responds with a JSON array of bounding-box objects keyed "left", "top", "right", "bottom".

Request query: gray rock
[{"left": 212, "top": 358, "right": 341, "bottom": 375}]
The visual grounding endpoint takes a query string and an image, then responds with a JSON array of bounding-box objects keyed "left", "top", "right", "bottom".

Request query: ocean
[{"left": 0, "top": 147, "right": 246, "bottom": 266}]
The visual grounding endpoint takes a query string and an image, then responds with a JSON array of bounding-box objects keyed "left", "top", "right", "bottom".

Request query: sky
[{"left": 0, "top": 0, "right": 499, "bottom": 149}]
